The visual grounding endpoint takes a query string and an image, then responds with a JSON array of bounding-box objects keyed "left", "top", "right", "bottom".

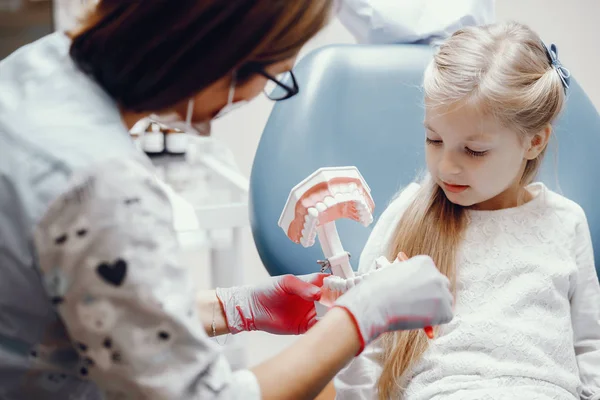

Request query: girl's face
[{"left": 424, "top": 104, "right": 548, "bottom": 210}]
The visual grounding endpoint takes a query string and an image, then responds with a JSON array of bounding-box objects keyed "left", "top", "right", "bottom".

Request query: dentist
[{"left": 0, "top": 1, "right": 453, "bottom": 399}]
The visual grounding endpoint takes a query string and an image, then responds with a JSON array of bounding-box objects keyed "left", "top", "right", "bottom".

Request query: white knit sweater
[{"left": 334, "top": 182, "right": 600, "bottom": 400}]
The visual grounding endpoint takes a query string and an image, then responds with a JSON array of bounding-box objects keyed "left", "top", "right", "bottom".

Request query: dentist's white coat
[
  {"left": 0, "top": 31, "right": 258, "bottom": 400},
  {"left": 337, "top": 0, "right": 495, "bottom": 44}
]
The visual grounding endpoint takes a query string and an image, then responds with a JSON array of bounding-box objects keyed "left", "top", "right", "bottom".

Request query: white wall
[
  {"left": 203, "top": 1, "right": 600, "bottom": 365},
  {"left": 496, "top": 0, "right": 599, "bottom": 109}
]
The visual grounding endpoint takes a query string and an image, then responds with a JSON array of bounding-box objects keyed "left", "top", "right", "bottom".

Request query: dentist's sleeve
[
  {"left": 334, "top": 183, "right": 421, "bottom": 399},
  {"left": 335, "top": 0, "right": 495, "bottom": 44},
  {"left": 570, "top": 209, "right": 600, "bottom": 400},
  {"left": 32, "top": 155, "right": 260, "bottom": 400}
]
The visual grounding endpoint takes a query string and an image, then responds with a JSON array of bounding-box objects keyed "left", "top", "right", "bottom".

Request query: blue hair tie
[{"left": 543, "top": 42, "right": 571, "bottom": 92}]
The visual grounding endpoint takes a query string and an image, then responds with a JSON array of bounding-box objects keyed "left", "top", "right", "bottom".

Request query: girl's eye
[
  {"left": 465, "top": 147, "right": 488, "bottom": 157},
  {"left": 426, "top": 138, "right": 488, "bottom": 157}
]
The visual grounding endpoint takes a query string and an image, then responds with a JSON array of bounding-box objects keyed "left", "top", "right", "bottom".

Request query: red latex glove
[{"left": 215, "top": 273, "right": 328, "bottom": 335}]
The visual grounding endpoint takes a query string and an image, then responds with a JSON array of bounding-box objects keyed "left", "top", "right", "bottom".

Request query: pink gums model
[{"left": 279, "top": 167, "right": 375, "bottom": 278}]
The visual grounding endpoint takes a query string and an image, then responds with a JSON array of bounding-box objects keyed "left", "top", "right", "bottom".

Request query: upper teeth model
[{"left": 278, "top": 166, "right": 375, "bottom": 281}]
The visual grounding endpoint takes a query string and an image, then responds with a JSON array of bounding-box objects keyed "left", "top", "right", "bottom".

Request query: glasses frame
[{"left": 257, "top": 69, "right": 299, "bottom": 101}]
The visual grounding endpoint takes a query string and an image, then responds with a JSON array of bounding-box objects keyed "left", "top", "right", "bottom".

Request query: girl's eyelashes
[
  {"left": 465, "top": 148, "right": 489, "bottom": 157},
  {"left": 426, "top": 138, "right": 489, "bottom": 157}
]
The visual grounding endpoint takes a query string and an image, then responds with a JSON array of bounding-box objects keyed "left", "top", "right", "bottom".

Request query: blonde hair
[{"left": 377, "top": 21, "right": 567, "bottom": 399}]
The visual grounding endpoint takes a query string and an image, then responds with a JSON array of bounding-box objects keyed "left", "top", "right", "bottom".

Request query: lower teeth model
[{"left": 278, "top": 166, "right": 375, "bottom": 312}]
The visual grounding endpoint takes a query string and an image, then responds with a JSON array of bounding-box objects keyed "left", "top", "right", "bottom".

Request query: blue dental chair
[{"left": 249, "top": 44, "right": 600, "bottom": 279}]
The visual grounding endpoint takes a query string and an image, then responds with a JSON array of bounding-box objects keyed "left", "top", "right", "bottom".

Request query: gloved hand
[
  {"left": 215, "top": 273, "right": 328, "bottom": 335},
  {"left": 333, "top": 255, "right": 453, "bottom": 353},
  {"left": 320, "top": 252, "right": 412, "bottom": 304}
]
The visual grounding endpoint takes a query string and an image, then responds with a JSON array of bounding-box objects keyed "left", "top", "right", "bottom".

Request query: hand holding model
[
  {"left": 333, "top": 254, "right": 453, "bottom": 351},
  {"left": 216, "top": 255, "right": 453, "bottom": 353}
]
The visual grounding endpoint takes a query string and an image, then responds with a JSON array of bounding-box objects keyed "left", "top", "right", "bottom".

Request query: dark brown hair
[{"left": 69, "top": 0, "right": 333, "bottom": 112}]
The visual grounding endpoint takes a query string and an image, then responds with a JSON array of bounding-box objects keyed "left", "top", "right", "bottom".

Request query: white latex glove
[
  {"left": 320, "top": 252, "right": 410, "bottom": 299},
  {"left": 333, "top": 255, "right": 453, "bottom": 352}
]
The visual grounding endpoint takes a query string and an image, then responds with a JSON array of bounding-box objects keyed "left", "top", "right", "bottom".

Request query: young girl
[{"left": 334, "top": 22, "right": 600, "bottom": 400}]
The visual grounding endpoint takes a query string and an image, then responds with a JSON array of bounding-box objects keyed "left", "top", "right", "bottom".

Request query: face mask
[
  {"left": 150, "top": 71, "right": 247, "bottom": 136},
  {"left": 150, "top": 101, "right": 211, "bottom": 136},
  {"left": 213, "top": 71, "right": 248, "bottom": 119}
]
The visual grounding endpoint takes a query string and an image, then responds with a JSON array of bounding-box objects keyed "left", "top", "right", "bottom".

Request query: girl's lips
[{"left": 442, "top": 182, "right": 469, "bottom": 193}]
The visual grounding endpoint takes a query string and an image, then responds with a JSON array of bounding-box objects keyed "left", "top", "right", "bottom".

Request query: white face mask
[
  {"left": 214, "top": 71, "right": 248, "bottom": 119},
  {"left": 150, "top": 71, "right": 247, "bottom": 136}
]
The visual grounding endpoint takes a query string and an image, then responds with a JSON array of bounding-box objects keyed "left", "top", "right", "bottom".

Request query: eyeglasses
[{"left": 258, "top": 69, "right": 299, "bottom": 101}]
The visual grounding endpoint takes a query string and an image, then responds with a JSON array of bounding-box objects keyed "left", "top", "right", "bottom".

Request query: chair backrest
[{"left": 249, "top": 44, "right": 600, "bottom": 278}]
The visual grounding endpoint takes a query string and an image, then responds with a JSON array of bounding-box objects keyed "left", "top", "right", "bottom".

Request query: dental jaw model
[
  {"left": 278, "top": 167, "right": 375, "bottom": 311},
  {"left": 279, "top": 167, "right": 435, "bottom": 338}
]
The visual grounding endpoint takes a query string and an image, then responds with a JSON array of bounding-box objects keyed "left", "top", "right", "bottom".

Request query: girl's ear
[{"left": 525, "top": 124, "right": 551, "bottom": 160}]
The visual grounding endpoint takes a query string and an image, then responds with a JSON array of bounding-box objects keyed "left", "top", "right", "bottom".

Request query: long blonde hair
[{"left": 377, "top": 21, "right": 567, "bottom": 399}]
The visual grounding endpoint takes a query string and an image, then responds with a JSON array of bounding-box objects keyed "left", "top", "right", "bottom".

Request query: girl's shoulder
[
  {"left": 385, "top": 181, "right": 422, "bottom": 215},
  {"left": 534, "top": 182, "right": 587, "bottom": 223}
]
